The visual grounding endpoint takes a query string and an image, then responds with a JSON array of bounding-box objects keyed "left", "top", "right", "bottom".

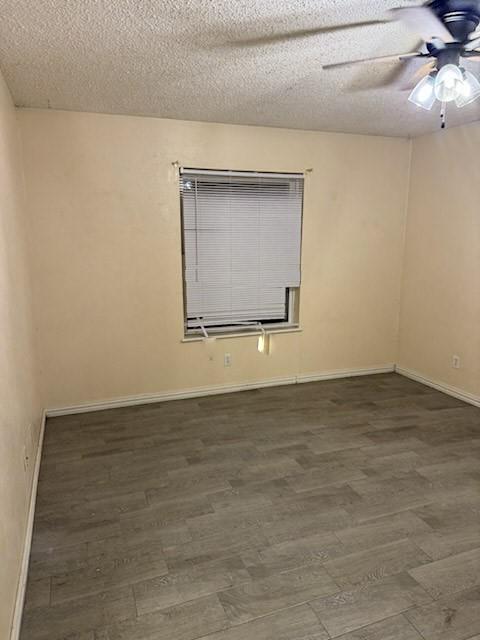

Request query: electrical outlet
[
  {"left": 452, "top": 355, "right": 461, "bottom": 369},
  {"left": 224, "top": 353, "right": 232, "bottom": 367}
]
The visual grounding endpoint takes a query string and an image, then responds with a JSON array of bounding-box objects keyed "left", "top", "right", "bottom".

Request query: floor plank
[
  {"left": 335, "top": 614, "right": 423, "bottom": 639},
  {"left": 20, "top": 586, "right": 135, "bottom": 640},
  {"left": 405, "top": 586, "right": 480, "bottom": 639},
  {"left": 198, "top": 604, "right": 329, "bottom": 640},
  {"left": 218, "top": 563, "right": 338, "bottom": 625},
  {"left": 95, "top": 594, "right": 228, "bottom": 640},
  {"left": 409, "top": 547, "right": 480, "bottom": 600},
  {"left": 133, "top": 556, "right": 251, "bottom": 615},
  {"left": 323, "top": 538, "right": 430, "bottom": 589},
  {"left": 309, "top": 572, "right": 432, "bottom": 637}
]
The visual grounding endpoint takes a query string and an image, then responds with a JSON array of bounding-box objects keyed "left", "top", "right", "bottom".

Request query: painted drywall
[
  {"left": 0, "top": 72, "right": 42, "bottom": 638},
  {"left": 398, "top": 123, "right": 480, "bottom": 399},
  {"left": 18, "top": 109, "right": 410, "bottom": 410}
]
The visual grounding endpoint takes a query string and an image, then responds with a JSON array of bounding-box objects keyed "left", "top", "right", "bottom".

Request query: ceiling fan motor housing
[
  {"left": 429, "top": 0, "right": 480, "bottom": 40},
  {"left": 433, "top": 43, "right": 462, "bottom": 67}
]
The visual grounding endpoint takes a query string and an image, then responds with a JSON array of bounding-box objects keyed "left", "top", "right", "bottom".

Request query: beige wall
[
  {"left": 0, "top": 73, "right": 42, "bottom": 638},
  {"left": 398, "top": 124, "right": 480, "bottom": 398},
  {"left": 18, "top": 109, "right": 410, "bottom": 410}
]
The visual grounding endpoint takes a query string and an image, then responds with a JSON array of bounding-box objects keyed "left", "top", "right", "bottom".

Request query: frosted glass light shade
[
  {"left": 456, "top": 69, "right": 480, "bottom": 107},
  {"left": 408, "top": 74, "right": 436, "bottom": 110},
  {"left": 434, "top": 64, "right": 464, "bottom": 102}
]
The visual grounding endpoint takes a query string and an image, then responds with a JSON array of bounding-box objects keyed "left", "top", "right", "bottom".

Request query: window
[{"left": 180, "top": 168, "right": 303, "bottom": 337}]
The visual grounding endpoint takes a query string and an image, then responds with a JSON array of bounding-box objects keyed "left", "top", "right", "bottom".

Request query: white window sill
[{"left": 181, "top": 325, "right": 302, "bottom": 343}]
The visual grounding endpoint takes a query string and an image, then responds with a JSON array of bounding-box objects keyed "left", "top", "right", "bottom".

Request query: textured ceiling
[{"left": 1, "top": 0, "right": 480, "bottom": 137}]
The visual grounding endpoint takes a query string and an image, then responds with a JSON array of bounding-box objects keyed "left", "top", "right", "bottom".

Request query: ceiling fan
[
  {"left": 322, "top": 0, "right": 480, "bottom": 118},
  {"left": 234, "top": 0, "right": 480, "bottom": 124}
]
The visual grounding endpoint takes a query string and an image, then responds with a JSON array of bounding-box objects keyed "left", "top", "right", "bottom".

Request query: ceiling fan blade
[
  {"left": 413, "top": 59, "right": 436, "bottom": 80},
  {"left": 229, "top": 20, "right": 388, "bottom": 47},
  {"left": 399, "top": 59, "right": 436, "bottom": 90},
  {"left": 466, "top": 35, "right": 480, "bottom": 50},
  {"left": 378, "top": 57, "right": 434, "bottom": 91},
  {"left": 322, "top": 51, "right": 425, "bottom": 71},
  {"left": 352, "top": 58, "right": 434, "bottom": 91},
  {"left": 363, "top": 42, "right": 433, "bottom": 90},
  {"left": 390, "top": 6, "right": 455, "bottom": 43}
]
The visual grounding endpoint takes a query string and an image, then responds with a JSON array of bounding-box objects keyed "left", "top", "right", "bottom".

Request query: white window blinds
[{"left": 180, "top": 168, "right": 303, "bottom": 329}]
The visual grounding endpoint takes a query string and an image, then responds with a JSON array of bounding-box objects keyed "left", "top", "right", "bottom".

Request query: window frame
[{"left": 179, "top": 168, "right": 303, "bottom": 339}]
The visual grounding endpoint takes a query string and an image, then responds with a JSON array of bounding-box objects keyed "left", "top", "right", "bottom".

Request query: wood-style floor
[{"left": 21, "top": 373, "right": 480, "bottom": 640}]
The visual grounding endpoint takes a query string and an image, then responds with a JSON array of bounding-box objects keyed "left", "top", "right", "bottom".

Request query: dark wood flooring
[{"left": 20, "top": 373, "right": 480, "bottom": 640}]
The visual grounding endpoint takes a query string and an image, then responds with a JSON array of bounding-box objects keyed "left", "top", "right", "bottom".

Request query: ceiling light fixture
[
  {"left": 456, "top": 69, "right": 480, "bottom": 107},
  {"left": 408, "top": 73, "right": 437, "bottom": 110},
  {"left": 434, "top": 64, "right": 464, "bottom": 102},
  {"left": 409, "top": 64, "right": 480, "bottom": 115}
]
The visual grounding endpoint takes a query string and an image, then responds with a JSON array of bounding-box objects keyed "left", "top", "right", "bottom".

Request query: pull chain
[{"left": 440, "top": 101, "right": 447, "bottom": 129}]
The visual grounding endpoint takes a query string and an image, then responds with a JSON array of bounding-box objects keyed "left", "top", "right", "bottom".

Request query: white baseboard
[
  {"left": 10, "top": 409, "right": 46, "bottom": 640},
  {"left": 46, "top": 365, "right": 395, "bottom": 417},
  {"left": 396, "top": 365, "right": 480, "bottom": 408},
  {"left": 297, "top": 365, "right": 395, "bottom": 384}
]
